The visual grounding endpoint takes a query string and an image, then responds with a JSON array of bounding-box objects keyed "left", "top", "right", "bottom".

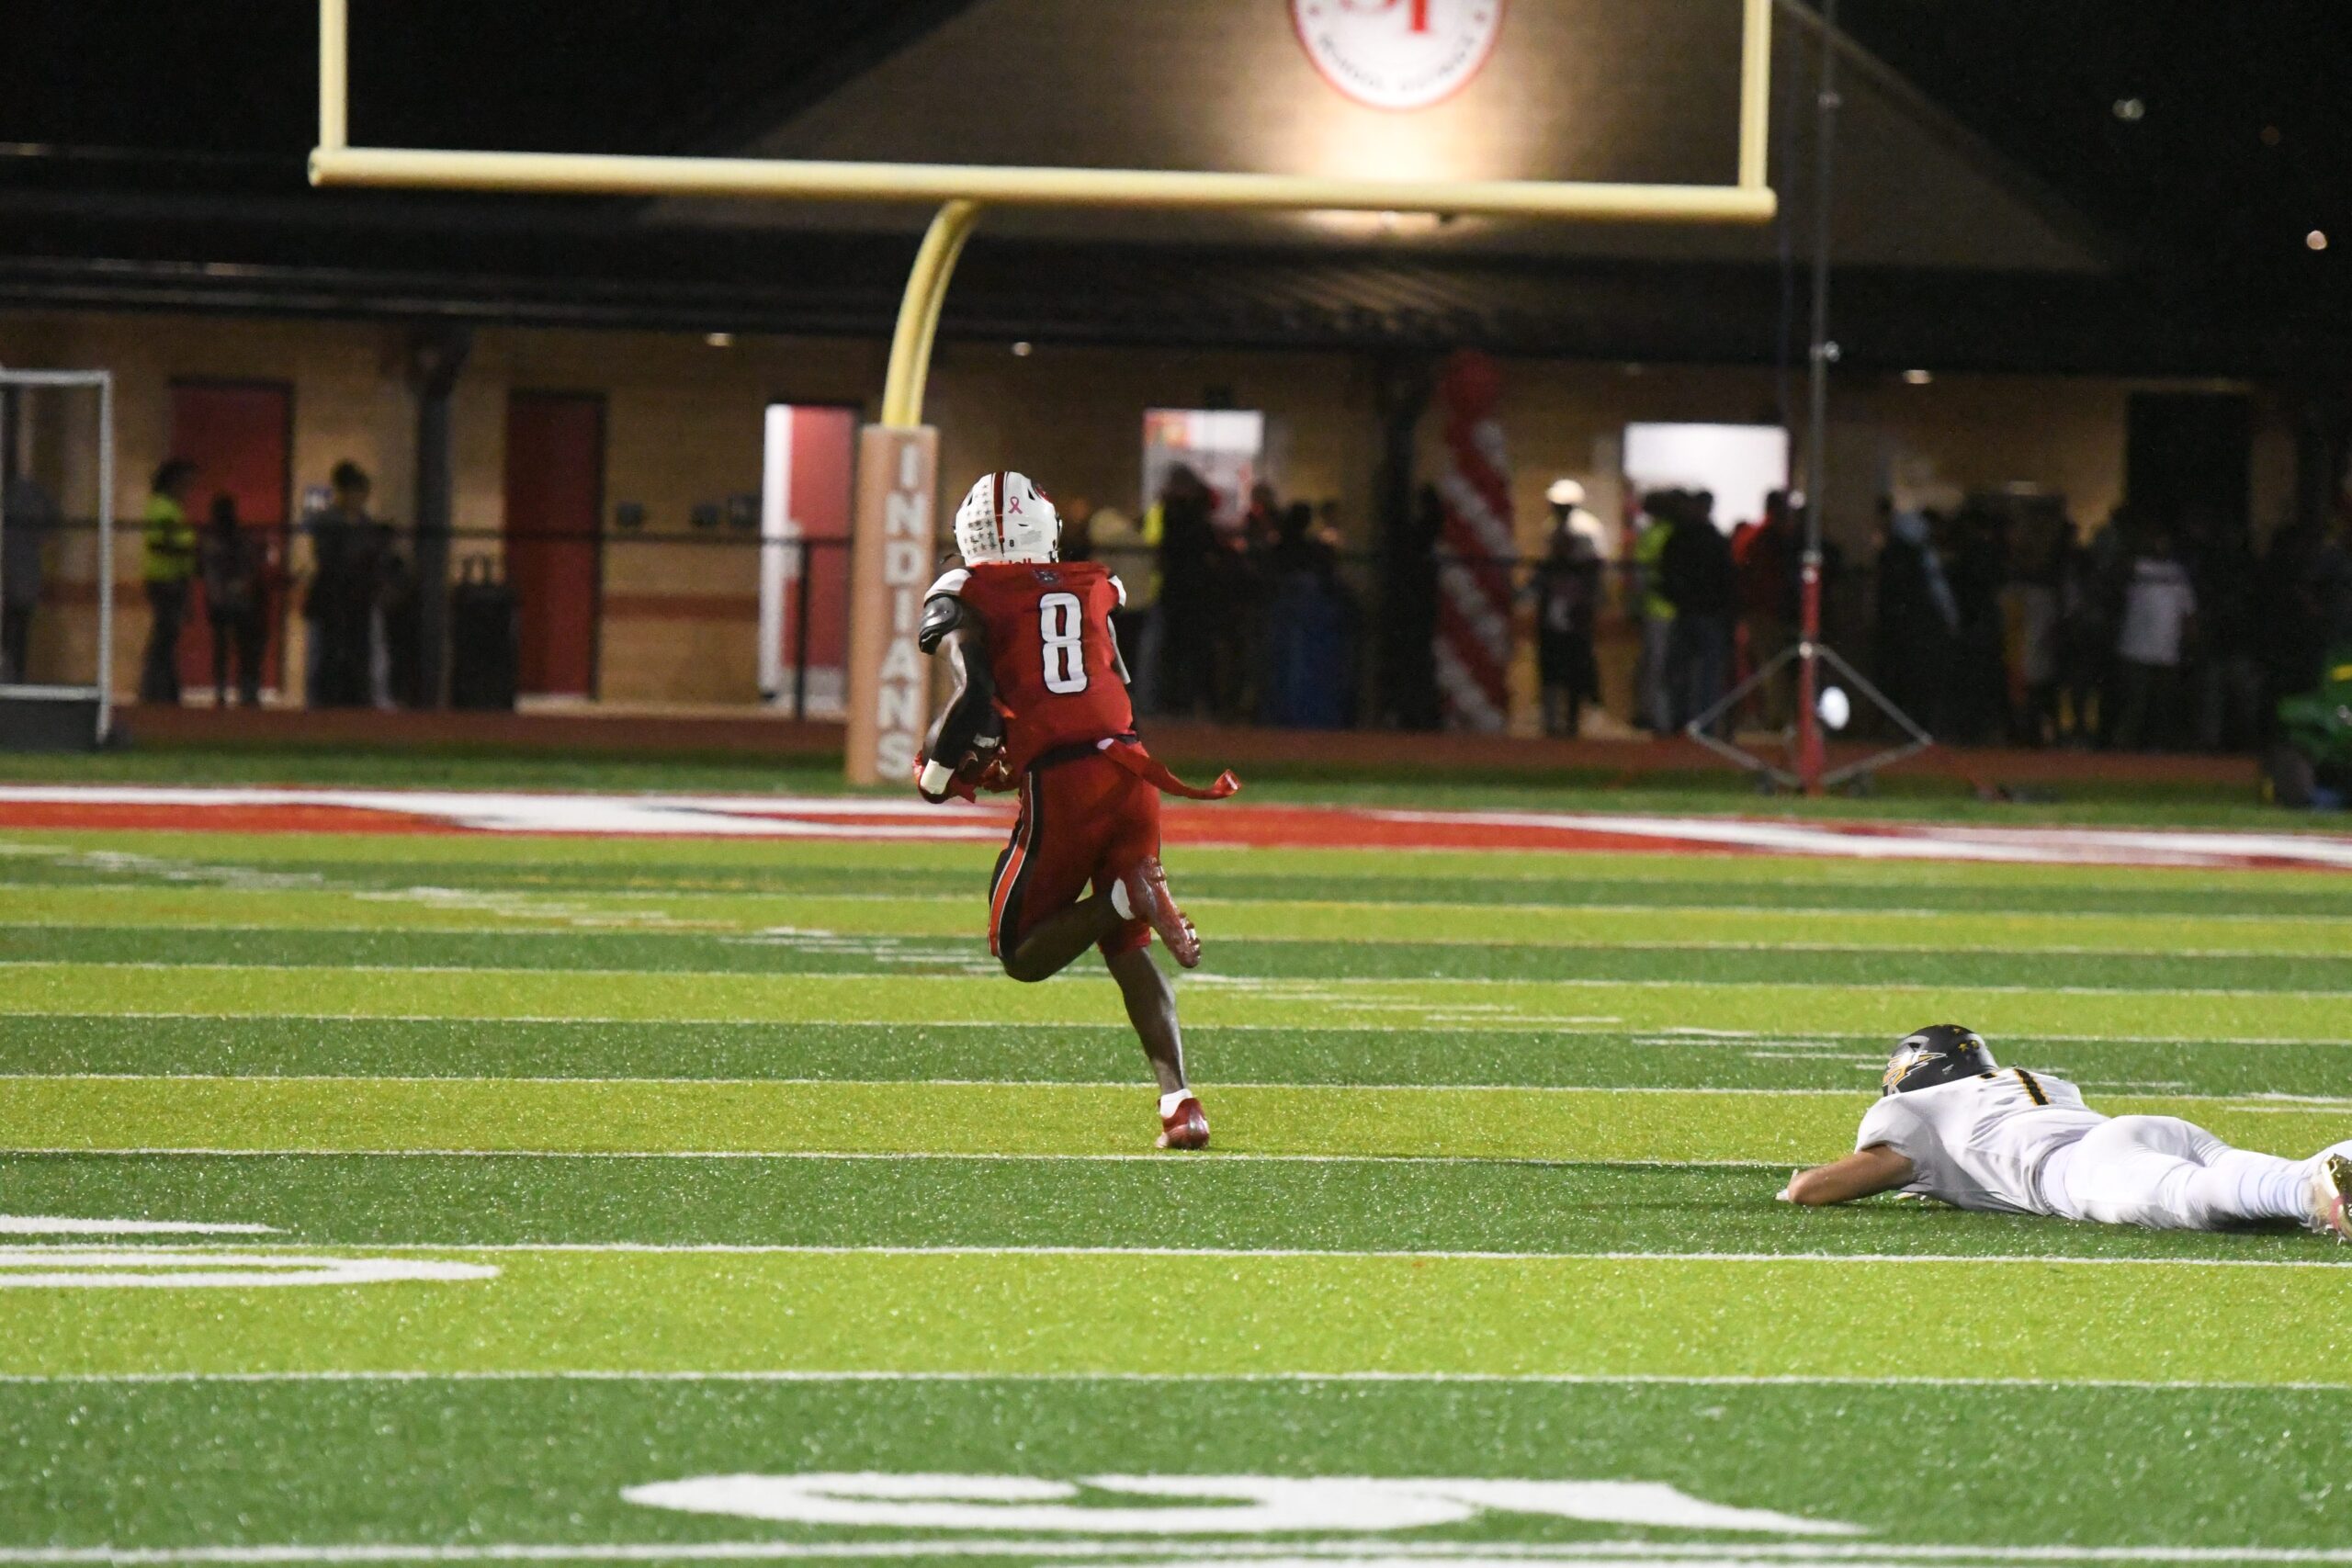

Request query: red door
[
  {"left": 762, "top": 403, "right": 858, "bottom": 705},
  {"left": 503, "top": 391, "right": 605, "bottom": 697},
  {"left": 167, "top": 381, "right": 290, "bottom": 696}
]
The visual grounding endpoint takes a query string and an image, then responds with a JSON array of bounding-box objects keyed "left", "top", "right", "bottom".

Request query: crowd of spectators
[
  {"left": 1625, "top": 487, "right": 1809, "bottom": 739},
  {"left": 126, "top": 455, "right": 415, "bottom": 710},
  {"left": 1067, "top": 468, "right": 1361, "bottom": 728},
  {"left": 72, "top": 445, "right": 2352, "bottom": 758},
  {"left": 1079, "top": 468, "right": 2352, "bottom": 756},
  {"left": 1860, "top": 499, "right": 2352, "bottom": 751}
]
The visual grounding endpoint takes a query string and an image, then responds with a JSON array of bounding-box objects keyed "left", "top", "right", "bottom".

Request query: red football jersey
[{"left": 933, "top": 561, "right": 1133, "bottom": 776}]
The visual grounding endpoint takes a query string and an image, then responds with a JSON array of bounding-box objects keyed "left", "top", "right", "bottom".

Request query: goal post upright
[{"left": 310, "top": 0, "right": 1781, "bottom": 783}]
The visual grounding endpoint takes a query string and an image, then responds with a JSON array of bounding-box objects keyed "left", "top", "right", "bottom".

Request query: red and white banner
[{"left": 1432, "top": 351, "right": 1515, "bottom": 732}]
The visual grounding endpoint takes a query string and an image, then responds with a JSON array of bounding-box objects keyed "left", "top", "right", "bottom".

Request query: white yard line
[
  {"left": 23, "top": 879, "right": 2352, "bottom": 927},
  {"left": 0, "top": 1148, "right": 1789, "bottom": 1167},
  {"left": 9, "top": 917, "right": 2351, "bottom": 963},
  {"left": 4, "top": 1535, "right": 2352, "bottom": 1566},
  {"left": 1, "top": 1368, "right": 2344, "bottom": 1393},
  {"left": 53, "top": 1243, "right": 2343, "bottom": 1270},
  {"left": 5, "top": 961, "right": 2351, "bottom": 1002},
  {"left": 0, "top": 1012, "right": 2346, "bottom": 1047},
  {"left": 4, "top": 1074, "right": 2343, "bottom": 1107}
]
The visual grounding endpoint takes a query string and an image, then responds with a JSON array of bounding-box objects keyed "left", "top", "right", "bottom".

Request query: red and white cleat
[
  {"left": 1157, "top": 1096, "right": 1210, "bottom": 1151},
  {"left": 1116, "top": 856, "right": 1201, "bottom": 968}
]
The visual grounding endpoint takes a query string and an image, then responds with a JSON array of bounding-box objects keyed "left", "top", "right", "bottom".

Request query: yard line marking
[
  {"left": 15, "top": 918, "right": 2350, "bottom": 964},
  {"left": 0, "top": 1216, "right": 277, "bottom": 1235},
  {"left": 4, "top": 1075, "right": 2343, "bottom": 1108},
  {"left": 0, "top": 1248, "right": 495, "bottom": 1289},
  {"left": 25, "top": 878, "right": 2352, "bottom": 927},
  {"left": 6, "top": 1541, "right": 2352, "bottom": 1566},
  {"left": 73, "top": 1243, "right": 2346, "bottom": 1270},
  {"left": 0, "top": 1148, "right": 1779, "bottom": 1168},
  {"left": 8, "top": 962, "right": 2352, "bottom": 1003},
  {"left": 6, "top": 1012, "right": 2352, "bottom": 1047},
  {"left": 4, "top": 1370, "right": 2345, "bottom": 1392}
]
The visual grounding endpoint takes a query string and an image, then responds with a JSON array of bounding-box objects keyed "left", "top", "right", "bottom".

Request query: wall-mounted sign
[{"left": 1291, "top": 0, "right": 1504, "bottom": 111}]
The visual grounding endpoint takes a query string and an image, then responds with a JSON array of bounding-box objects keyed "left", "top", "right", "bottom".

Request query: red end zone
[{"left": 0, "top": 785, "right": 2348, "bottom": 872}]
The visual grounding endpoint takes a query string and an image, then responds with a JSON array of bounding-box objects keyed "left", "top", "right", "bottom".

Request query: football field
[{"left": 5, "top": 802, "right": 2351, "bottom": 1563}]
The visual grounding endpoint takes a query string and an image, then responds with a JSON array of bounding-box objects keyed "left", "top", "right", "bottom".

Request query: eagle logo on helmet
[
  {"left": 1881, "top": 1044, "right": 1944, "bottom": 1093},
  {"left": 1880, "top": 1024, "right": 1996, "bottom": 1096}
]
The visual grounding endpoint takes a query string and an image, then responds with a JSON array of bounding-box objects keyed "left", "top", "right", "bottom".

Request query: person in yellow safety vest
[
  {"left": 1632, "top": 492, "right": 1679, "bottom": 734},
  {"left": 138, "top": 457, "right": 199, "bottom": 705}
]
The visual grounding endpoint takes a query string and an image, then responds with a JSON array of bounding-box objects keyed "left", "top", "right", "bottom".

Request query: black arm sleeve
[
  {"left": 917, "top": 592, "right": 967, "bottom": 655},
  {"left": 921, "top": 619, "right": 1000, "bottom": 767}
]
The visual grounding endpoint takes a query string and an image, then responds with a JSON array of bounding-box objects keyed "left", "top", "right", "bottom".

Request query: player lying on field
[
  {"left": 912, "top": 470, "right": 1238, "bottom": 1150},
  {"left": 1782, "top": 1023, "right": 2352, "bottom": 1238}
]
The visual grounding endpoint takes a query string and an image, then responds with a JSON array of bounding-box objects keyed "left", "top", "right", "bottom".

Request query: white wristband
[{"left": 918, "top": 759, "right": 956, "bottom": 796}]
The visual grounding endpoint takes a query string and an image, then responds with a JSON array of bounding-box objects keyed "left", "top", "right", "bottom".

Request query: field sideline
[{"left": 4, "top": 790, "right": 2350, "bottom": 1563}]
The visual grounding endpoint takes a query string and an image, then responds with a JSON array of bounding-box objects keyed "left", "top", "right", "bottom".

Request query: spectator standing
[
  {"left": 138, "top": 457, "right": 199, "bottom": 705},
  {"left": 1240, "top": 482, "right": 1283, "bottom": 557},
  {"left": 2111, "top": 529, "right": 2198, "bottom": 750},
  {"left": 2003, "top": 512, "right": 2066, "bottom": 747},
  {"left": 1149, "top": 467, "right": 1216, "bottom": 716},
  {"left": 1871, "top": 504, "right": 1958, "bottom": 737},
  {"left": 1532, "top": 485, "right": 1602, "bottom": 738},
  {"left": 306, "top": 460, "right": 385, "bottom": 707},
  {"left": 1086, "top": 500, "right": 1160, "bottom": 714},
  {"left": 1261, "top": 502, "right": 1356, "bottom": 728},
  {"left": 2316, "top": 516, "right": 2352, "bottom": 652},
  {"left": 1631, "top": 492, "right": 1679, "bottom": 733},
  {"left": 2, "top": 468, "right": 59, "bottom": 683},
  {"left": 2256, "top": 521, "right": 2329, "bottom": 716},
  {"left": 198, "top": 495, "right": 270, "bottom": 707},
  {"left": 2079, "top": 512, "right": 2133, "bottom": 746},
  {"left": 1661, "top": 491, "right": 1735, "bottom": 736},
  {"left": 2187, "top": 515, "right": 2261, "bottom": 751},
  {"left": 1734, "top": 489, "right": 1797, "bottom": 729},
  {"left": 1946, "top": 509, "right": 2010, "bottom": 744}
]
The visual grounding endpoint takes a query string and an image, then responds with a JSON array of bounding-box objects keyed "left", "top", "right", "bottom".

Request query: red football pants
[{"left": 988, "top": 752, "right": 1159, "bottom": 961}]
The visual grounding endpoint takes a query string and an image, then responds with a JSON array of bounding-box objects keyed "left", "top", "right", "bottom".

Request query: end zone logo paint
[{"left": 1292, "top": 0, "right": 1504, "bottom": 111}]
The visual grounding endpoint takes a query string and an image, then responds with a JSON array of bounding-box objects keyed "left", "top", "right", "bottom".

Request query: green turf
[
  {"left": 16, "top": 884, "right": 2352, "bottom": 953},
  {"left": 12, "top": 1153, "right": 2337, "bottom": 1262},
  {"left": 6, "top": 1074, "right": 2345, "bottom": 1165},
  {"left": 19, "top": 922, "right": 2352, "bottom": 991},
  {"left": 6, "top": 812, "right": 2352, "bottom": 1562},
  {"left": 17, "top": 1380, "right": 2350, "bottom": 1552},
  {"left": 12, "top": 1016, "right": 2350, "bottom": 1095},
  {"left": 14, "top": 960, "right": 2352, "bottom": 1043},
  {"left": 12, "top": 1248, "right": 2340, "bottom": 1384}
]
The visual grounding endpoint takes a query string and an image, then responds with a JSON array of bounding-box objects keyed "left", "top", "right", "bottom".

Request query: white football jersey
[{"left": 1853, "top": 1069, "right": 2106, "bottom": 1215}]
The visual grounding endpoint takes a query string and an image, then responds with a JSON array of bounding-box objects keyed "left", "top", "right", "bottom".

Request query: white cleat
[{"left": 2304, "top": 1147, "right": 2352, "bottom": 1242}]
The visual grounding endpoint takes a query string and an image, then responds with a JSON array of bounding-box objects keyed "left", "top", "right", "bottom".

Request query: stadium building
[{"left": 0, "top": 0, "right": 2337, "bottom": 717}]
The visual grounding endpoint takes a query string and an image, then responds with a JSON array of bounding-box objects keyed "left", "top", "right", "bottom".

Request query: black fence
[{"left": 16, "top": 514, "right": 2320, "bottom": 754}]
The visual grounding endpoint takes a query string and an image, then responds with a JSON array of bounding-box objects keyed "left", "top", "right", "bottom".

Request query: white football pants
[{"left": 2050, "top": 1115, "right": 2310, "bottom": 1231}]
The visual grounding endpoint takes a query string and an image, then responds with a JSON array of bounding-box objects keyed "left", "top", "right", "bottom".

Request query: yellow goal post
[{"left": 308, "top": 0, "right": 1778, "bottom": 780}]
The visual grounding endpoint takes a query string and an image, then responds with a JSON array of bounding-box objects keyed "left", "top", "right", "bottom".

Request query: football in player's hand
[
  {"left": 918, "top": 709, "right": 1012, "bottom": 803},
  {"left": 956, "top": 708, "right": 1013, "bottom": 795}
]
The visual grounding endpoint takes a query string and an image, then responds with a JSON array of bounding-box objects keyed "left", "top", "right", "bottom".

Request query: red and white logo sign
[{"left": 1291, "top": 0, "right": 1504, "bottom": 111}]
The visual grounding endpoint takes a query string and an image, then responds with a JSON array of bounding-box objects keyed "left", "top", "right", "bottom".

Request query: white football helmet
[{"left": 955, "top": 470, "right": 1060, "bottom": 565}]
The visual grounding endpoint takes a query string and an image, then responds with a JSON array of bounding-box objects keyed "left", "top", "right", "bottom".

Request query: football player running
[
  {"left": 913, "top": 471, "right": 1237, "bottom": 1151},
  {"left": 1783, "top": 1023, "right": 2352, "bottom": 1238}
]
